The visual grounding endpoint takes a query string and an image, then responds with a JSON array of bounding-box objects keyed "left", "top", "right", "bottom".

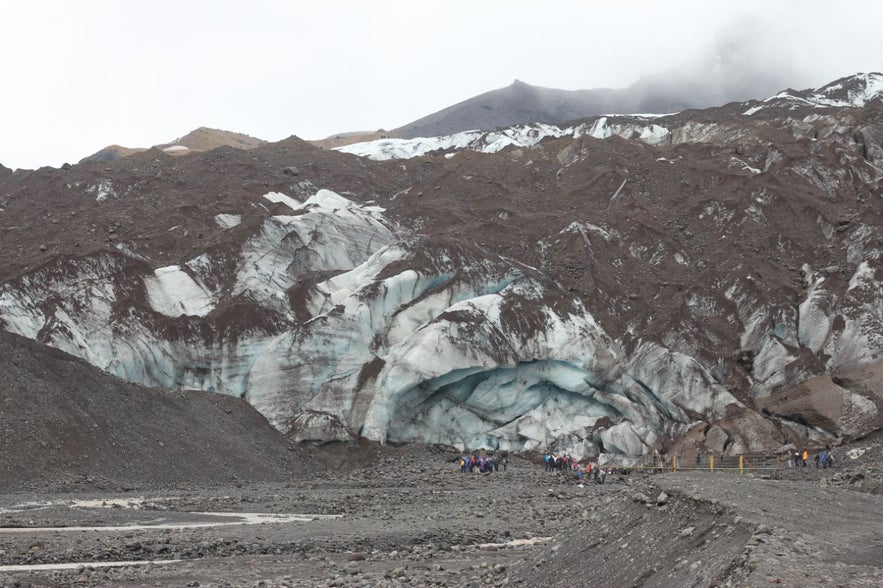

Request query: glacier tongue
[{"left": 0, "top": 188, "right": 755, "bottom": 460}]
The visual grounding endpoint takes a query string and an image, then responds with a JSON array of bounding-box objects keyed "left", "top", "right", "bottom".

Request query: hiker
[
  {"left": 820, "top": 450, "right": 828, "bottom": 469},
  {"left": 827, "top": 451, "right": 834, "bottom": 469},
  {"left": 814, "top": 453, "right": 820, "bottom": 468},
  {"left": 544, "top": 453, "right": 551, "bottom": 472},
  {"left": 802, "top": 448, "right": 808, "bottom": 467},
  {"left": 594, "top": 467, "right": 606, "bottom": 484}
]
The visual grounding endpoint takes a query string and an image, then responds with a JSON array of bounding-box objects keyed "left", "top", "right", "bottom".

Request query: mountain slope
[
  {"left": 392, "top": 62, "right": 798, "bottom": 140},
  {"left": 393, "top": 80, "right": 624, "bottom": 139},
  {"left": 341, "top": 73, "right": 883, "bottom": 161},
  {"left": 79, "top": 144, "right": 147, "bottom": 164},
  {"left": 155, "top": 126, "right": 267, "bottom": 154}
]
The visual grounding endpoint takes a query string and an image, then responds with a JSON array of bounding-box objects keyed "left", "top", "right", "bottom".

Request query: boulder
[{"left": 758, "top": 363, "right": 883, "bottom": 439}]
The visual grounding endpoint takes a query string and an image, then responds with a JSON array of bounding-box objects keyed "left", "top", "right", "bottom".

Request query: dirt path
[{"left": 510, "top": 471, "right": 883, "bottom": 588}]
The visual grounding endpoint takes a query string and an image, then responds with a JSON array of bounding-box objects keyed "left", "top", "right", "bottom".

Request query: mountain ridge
[
  {"left": 79, "top": 126, "right": 267, "bottom": 164},
  {"left": 70, "top": 72, "right": 883, "bottom": 166}
]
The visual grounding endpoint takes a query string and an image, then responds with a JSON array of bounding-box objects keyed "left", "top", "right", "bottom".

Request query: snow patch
[
  {"left": 143, "top": 265, "right": 215, "bottom": 318},
  {"left": 262, "top": 191, "right": 302, "bottom": 211},
  {"left": 847, "top": 447, "right": 869, "bottom": 460}
]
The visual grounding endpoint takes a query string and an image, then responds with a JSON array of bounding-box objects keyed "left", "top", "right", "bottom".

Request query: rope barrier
[{"left": 628, "top": 452, "right": 835, "bottom": 475}]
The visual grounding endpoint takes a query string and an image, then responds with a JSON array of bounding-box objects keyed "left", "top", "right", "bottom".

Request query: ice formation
[{"left": 0, "top": 188, "right": 752, "bottom": 460}]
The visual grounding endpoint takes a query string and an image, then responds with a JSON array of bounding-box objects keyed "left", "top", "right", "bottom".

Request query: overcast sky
[{"left": 2, "top": 0, "right": 882, "bottom": 169}]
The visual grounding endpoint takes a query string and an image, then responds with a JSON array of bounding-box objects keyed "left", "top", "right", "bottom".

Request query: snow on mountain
[
  {"left": 743, "top": 72, "right": 883, "bottom": 116},
  {"left": 336, "top": 117, "right": 673, "bottom": 161},
  {"left": 337, "top": 74, "right": 883, "bottom": 163},
  {"left": 336, "top": 123, "right": 569, "bottom": 160}
]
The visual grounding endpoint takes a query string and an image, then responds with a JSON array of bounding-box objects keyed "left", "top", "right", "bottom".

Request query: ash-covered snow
[
  {"left": 233, "top": 190, "right": 395, "bottom": 312},
  {"left": 577, "top": 117, "right": 671, "bottom": 145},
  {"left": 214, "top": 213, "right": 242, "bottom": 228},
  {"left": 88, "top": 180, "right": 117, "bottom": 202}
]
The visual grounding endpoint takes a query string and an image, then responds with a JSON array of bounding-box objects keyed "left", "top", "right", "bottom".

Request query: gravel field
[{"left": 0, "top": 442, "right": 881, "bottom": 588}]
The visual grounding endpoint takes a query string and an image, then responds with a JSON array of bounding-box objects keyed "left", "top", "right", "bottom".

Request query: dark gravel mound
[{"left": 0, "top": 331, "right": 305, "bottom": 492}]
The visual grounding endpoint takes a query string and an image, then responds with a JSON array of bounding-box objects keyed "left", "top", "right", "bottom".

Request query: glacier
[
  {"left": 0, "top": 187, "right": 753, "bottom": 461},
  {"left": 6, "top": 74, "right": 883, "bottom": 460}
]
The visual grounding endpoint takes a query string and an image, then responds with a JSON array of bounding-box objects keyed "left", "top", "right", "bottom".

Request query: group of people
[
  {"left": 543, "top": 452, "right": 574, "bottom": 471},
  {"left": 543, "top": 452, "right": 607, "bottom": 483},
  {"left": 784, "top": 445, "right": 835, "bottom": 468},
  {"left": 458, "top": 452, "right": 508, "bottom": 473}
]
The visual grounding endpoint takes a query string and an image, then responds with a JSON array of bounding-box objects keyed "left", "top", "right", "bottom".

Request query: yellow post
[
  {"left": 709, "top": 454, "right": 714, "bottom": 472},
  {"left": 739, "top": 455, "right": 744, "bottom": 475}
]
